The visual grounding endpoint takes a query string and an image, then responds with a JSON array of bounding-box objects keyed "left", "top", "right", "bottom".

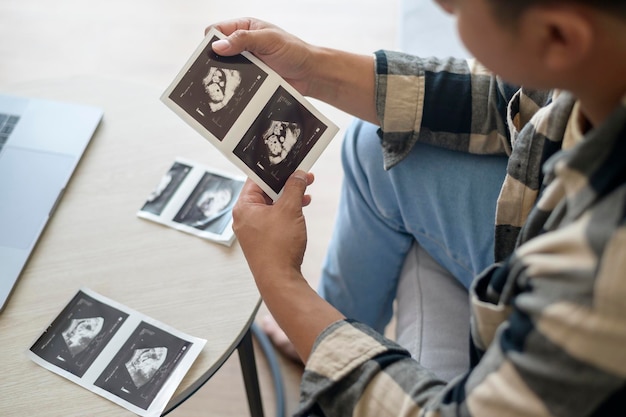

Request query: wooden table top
[{"left": 0, "top": 76, "right": 260, "bottom": 416}]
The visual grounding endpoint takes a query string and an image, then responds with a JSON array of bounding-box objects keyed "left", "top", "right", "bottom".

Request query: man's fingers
[
  {"left": 211, "top": 26, "right": 287, "bottom": 58},
  {"left": 211, "top": 29, "right": 256, "bottom": 56},
  {"left": 205, "top": 17, "right": 256, "bottom": 37},
  {"left": 234, "top": 172, "right": 313, "bottom": 222},
  {"left": 207, "top": 18, "right": 259, "bottom": 56}
]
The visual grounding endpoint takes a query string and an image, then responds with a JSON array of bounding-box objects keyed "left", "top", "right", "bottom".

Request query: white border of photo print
[
  {"left": 161, "top": 28, "right": 339, "bottom": 201},
  {"left": 137, "top": 157, "right": 245, "bottom": 246}
]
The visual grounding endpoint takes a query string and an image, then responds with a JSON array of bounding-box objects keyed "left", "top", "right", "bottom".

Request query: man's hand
[
  {"left": 232, "top": 171, "right": 344, "bottom": 363},
  {"left": 232, "top": 171, "right": 314, "bottom": 284},
  {"left": 206, "top": 18, "right": 315, "bottom": 96},
  {"left": 205, "top": 17, "right": 378, "bottom": 123}
]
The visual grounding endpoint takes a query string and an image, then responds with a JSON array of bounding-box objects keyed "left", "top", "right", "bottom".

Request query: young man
[{"left": 212, "top": 0, "right": 626, "bottom": 415}]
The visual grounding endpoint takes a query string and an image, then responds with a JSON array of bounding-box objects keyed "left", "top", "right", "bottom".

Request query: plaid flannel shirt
[{"left": 296, "top": 51, "right": 626, "bottom": 417}]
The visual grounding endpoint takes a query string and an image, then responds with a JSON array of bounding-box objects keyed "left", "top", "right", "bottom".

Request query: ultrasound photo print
[
  {"left": 168, "top": 36, "right": 268, "bottom": 140},
  {"left": 172, "top": 172, "right": 244, "bottom": 234},
  {"left": 141, "top": 162, "right": 192, "bottom": 216},
  {"left": 29, "top": 290, "right": 129, "bottom": 378},
  {"left": 94, "top": 321, "right": 193, "bottom": 410},
  {"left": 233, "top": 86, "right": 328, "bottom": 194}
]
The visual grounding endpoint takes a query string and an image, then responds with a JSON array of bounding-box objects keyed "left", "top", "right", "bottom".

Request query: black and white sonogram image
[
  {"left": 168, "top": 36, "right": 268, "bottom": 140},
  {"left": 141, "top": 162, "right": 192, "bottom": 216},
  {"left": 94, "top": 322, "right": 193, "bottom": 410},
  {"left": 29, "top": 290, "right": 129, "bottom": 378},
  {"left": 233, "top": 86, "right": 329, "bottom": 194},
  {"left": 172, "top": 172, "right": 244, "bottom": 234}
]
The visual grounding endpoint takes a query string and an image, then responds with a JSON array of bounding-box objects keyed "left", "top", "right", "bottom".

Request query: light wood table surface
[{"left": 0, "top": 76, "right": 262, "bottom": 416}]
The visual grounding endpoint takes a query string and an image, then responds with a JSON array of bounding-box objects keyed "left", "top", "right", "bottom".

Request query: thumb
[
  {"left": 212, "top": 29, "right": 259, "bottom": 56},
  {"left": 212, "top": 28, "right": 286, "bottom": 58},
  {"left": 212, "top": 38, "right": 236, "bottom": 56},
  {"left": 276, "top": 171, "right": 310, "bottom": 212}
]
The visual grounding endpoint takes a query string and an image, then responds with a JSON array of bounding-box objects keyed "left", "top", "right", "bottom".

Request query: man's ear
[{"left": 522, "top": 6, "right": 593, "bottom": 73}]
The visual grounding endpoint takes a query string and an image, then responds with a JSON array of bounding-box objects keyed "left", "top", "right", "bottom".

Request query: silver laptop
[{"left": 0, "top": 94, "right": 103, "bottom": 312}]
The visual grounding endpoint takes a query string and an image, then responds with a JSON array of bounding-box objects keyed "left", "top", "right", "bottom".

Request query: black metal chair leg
[{"left": 238, "top": 327, "right": 264, "bottom": 417}]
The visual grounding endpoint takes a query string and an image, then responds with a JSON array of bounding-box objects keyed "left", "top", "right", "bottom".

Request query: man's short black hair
[{"left": 486, "top": 0, "right": 626, "bottom": 25}]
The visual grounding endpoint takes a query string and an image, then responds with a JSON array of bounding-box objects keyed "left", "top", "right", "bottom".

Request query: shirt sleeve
[
  {"left": 294, "top": 319, "right": 449, "bottom": 417},
  {"left": 374, "top": 50, "right": 524, "bottom": 169},
  {"left": 295, "top": 216, "right": 626, "bottom": 417}
]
